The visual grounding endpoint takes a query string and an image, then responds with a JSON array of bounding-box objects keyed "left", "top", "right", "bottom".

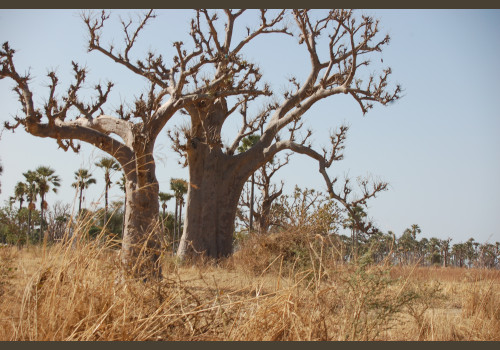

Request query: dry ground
[{"left": 0, "top": 233, "right": 498, "bottom": 341}]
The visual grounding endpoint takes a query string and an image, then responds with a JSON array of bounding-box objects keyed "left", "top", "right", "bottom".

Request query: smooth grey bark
[
  {"left": 176, "top": 100, "right": 248, "bottom": 258},
  {"left": 120, "top": 152, "right": 162, "bottom": 279},
  {"left": 177, "top": 151, "right": 245, "bottom": 259}
]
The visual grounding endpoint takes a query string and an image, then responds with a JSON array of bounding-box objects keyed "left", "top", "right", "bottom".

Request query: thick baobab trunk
[
  {"left": 177, "top": 100, "right": 269, "bottom": 260},
  {"left": 118, "top": 148, "right": 163, "bottom": 280},
  {"left": 120, "top": 178, "right": 162, "bottom": 280},
  {"left": 177, "top": 146, "right": 244, "bottom": 259}
]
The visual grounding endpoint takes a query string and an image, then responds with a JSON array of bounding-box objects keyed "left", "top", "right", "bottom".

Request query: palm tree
[
  {"left": 409, "top": 224, "right": 421, "bottom": 263},
  {"left": 95, "top": 157, "right": 120, "bottom": 225},
  {"left": 8, "top": 196, "right": 15, "bottom": 210},
  {"left": 14, "top": 181, "right": 27, "bottom": 211},
  {"left": 418, "top": 237, "right": 429, "bottom": 266},
  {"left": 451, "top": 243, "right": 465, "bottom": 267},
  {"left": 170, "top": 178, "right": 188, "bottom": 251},
  {"left": 23, "top": 170, "right": 38, "bottom": 239},
  {"left": 465, "top": 238, "right": 477, "bottom": 267},
  {"left": 35, "top": 166, "right": 61, "bottom": 234},
  {"left": 159, "top": 191, "right": 173, "bottom": 220},
  {"left": 343, "top": 205, "right": 367, "bottom": 261},
  {"left": 72, "top": 168, "right": 96, "bottom": 214},
  {"left": 13, "top": 181, "right": 27, "bottom": 231},
  {"left": 410, "top": 224, "right": 421, "bottom": 240},
  {"left": 440, "top": 238, "right": 451, "bottom": 267},
  {"left": 158, "top": 191, "right": 174, "bottom": 237},
  {"left": 237, "top": 134, "right": 261, "bottom": 231},
  {"left": 428, "top": 237, "right": 442, "bottom": 265}
]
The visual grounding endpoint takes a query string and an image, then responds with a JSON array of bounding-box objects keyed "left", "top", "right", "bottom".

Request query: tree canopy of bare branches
[{"left": 1, "top": 9, "right": 400, "bottom": 268}]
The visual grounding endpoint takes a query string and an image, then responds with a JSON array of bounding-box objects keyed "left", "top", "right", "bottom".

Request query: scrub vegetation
[{"left": 0, "top": 220, "right": 498, "bottom": 341}]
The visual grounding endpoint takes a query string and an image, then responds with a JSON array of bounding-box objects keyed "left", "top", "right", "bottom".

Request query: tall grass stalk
[{"left": 0, "top": 220, "right": 498, "bottom": 340}]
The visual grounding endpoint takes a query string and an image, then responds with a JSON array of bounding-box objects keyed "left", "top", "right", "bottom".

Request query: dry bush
[
  {"left": 1, "top": 222, "right": 499, "bottom": 341},
  {"left": 0, "top": 246, "right": 18, "bottom": 297},
  {"left": 462, "top": 279, "right": 500, "bottom": 320},
  {"left": 232, "top": 229, "right": 343, "bottom": 277}
]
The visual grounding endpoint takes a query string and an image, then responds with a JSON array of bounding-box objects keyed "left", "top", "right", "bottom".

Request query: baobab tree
[
  {"left": 1, "top": 9, "right": 399, "bottom": 272},
  {"left": 165, "top": 10, "right": 398, "bottom": 259}
]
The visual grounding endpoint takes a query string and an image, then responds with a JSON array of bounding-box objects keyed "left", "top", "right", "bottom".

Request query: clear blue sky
[{"left": 0, "top": 9, "right": 499, "bottom": 244}]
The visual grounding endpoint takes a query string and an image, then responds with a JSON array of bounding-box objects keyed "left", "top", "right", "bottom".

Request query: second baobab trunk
[{"left": 177, "top": 144, "right": 246, "bottom": 258}]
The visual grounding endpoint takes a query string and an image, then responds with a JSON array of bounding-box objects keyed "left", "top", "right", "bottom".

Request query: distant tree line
[
  {"left": 1, "top": 159, "right": 498, "bottom": 269},
  {"left": 236, "top": 182, "right": 499, "bottom": 269},
  {"left": 0, "top": 159, "right": 187, "bottom": 251}
]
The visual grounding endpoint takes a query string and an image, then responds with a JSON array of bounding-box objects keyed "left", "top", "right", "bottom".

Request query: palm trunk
[
  {"left": 249, "top": 174, "right": 254, "bottom": 232},
  {"left": 173, "top": 198, "right": 178, "bottom": 252},
  {"left": 28, "top": 205, "right": 33, "bottom": 238},
  {"left": 104, "top": 183, "right": 109, "bottom": 226},
  {"left": 18, "top": 199, "right": 23, "bottom": 229},
  {"left": 161, "top": 204, "right": 166, "bottom": 237},
  {"left": 26, "top": 206, "right": 31, "bottom": 245},
  {"left": 78, "top": 187, "right": 83, "bottom": 214},
  {"left": 178, "top": 199, "right": 183, "bottom": 245},
  {"left": 40, "top": 195, "right": 45, "bottom": 237}
]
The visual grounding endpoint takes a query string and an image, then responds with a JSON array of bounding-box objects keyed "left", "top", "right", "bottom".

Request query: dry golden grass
[{"left": 0, "top": 228, "right": 499, "bottom": 341}]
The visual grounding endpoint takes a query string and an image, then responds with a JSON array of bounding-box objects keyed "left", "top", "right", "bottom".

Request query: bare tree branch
[{"left": 257, "top": 123, "right": 387, "bottom": 234}]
